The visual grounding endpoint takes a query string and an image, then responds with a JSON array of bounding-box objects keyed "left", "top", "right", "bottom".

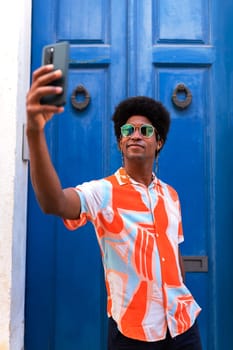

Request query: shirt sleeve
[
  {"left": 63, "top": 179, "right": 109, "bottom": 231},
  {"left": 166, "top": 182, "right": 184, "bottom": 244}
]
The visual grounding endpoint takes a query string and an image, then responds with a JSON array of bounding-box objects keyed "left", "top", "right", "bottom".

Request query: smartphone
[{"left": 40, "top": 41, "right": 69, "bottom": 106}]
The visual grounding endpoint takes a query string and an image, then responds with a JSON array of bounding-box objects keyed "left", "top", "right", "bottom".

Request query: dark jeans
[{"left": 108, "top": 317, "right": 202, "bottom": 350}]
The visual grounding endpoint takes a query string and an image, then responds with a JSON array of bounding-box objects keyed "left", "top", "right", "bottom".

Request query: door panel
[
  {"left": 156, "top": 0, "right": 209, "bottom": 43},
  {"left": 157, "top": 68, "right": 210, "bottom": 348},
  {"left": 26, "top": 1, "right": 127, "bottom": 349},
  {"left": 137, "top": 2, "right": 212, "bottom": 346},
  {"left": 57, "top": 0, "right": 110, "bottom": 42}
]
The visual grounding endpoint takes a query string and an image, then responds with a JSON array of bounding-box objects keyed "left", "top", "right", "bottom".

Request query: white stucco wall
[{"left": 0, "top": 1, "right": 31, "bottom": 349}]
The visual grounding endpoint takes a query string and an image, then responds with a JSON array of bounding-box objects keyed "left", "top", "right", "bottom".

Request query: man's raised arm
[{"left": 26, "top": 64, "right": 80, "bottom": 219}]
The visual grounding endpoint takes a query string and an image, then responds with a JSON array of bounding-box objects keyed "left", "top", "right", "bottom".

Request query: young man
[{"left": 26, "top": 65, "right": 202, "bottom": 350}]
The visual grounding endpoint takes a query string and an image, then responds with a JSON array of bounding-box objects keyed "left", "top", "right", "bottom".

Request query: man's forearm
[{"left": 27, "top": 128, "right": 65, "bottom": 215}]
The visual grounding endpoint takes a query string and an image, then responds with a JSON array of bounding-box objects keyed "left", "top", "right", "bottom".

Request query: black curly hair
[{"left": 112, "top": 96, "right": 171, "bottom": 146}]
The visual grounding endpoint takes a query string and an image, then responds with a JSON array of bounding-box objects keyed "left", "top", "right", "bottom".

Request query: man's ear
[
  {"left": 157, "top": 139, "right": 163, "bottom": 152},
  {"left": 118, "top": 139, "right": 122, "bottom": 151}
]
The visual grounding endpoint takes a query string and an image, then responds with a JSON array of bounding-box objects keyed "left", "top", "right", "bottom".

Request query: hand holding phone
[{"left": 40, "top": 41, "right": 69, "bottom": 106}]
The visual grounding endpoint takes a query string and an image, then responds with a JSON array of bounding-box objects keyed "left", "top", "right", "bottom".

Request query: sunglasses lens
[
  {"left": 141, "top": 125, "right": 154, "bottom": 137},
  {"left": 121, "top": 124, "right": 134, "bottom": 137}
]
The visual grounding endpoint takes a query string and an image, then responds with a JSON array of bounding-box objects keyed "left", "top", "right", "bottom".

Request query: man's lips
[{"left": 126, "top": 143, "right": 144, "bottom": 149}]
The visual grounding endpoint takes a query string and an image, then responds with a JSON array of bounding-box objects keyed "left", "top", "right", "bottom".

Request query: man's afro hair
[{"left": 112, "top": 96, "right": 170, "bottom": 143}]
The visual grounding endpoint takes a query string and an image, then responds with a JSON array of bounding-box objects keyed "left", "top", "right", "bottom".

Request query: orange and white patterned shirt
[{"left": 64, "top": 167, "right": 201, "bottom": 342}]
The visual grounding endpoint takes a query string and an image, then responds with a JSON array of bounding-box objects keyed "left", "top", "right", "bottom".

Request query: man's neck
[{"left": 124, "top": 164, "right": 154, "bottom": 186}]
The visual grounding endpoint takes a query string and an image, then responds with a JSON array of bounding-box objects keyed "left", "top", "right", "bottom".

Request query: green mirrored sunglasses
[{"left": 120, "top": 123, "right": 156, "bottom": 138}]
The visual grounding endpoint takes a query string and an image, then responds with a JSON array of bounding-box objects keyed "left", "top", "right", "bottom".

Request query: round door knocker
[
  {"left": 172, "top": 83, "right": 192, "bottom": 110},
  {"left": 71, "top": 85, "right": 91, "bottom": 111}
]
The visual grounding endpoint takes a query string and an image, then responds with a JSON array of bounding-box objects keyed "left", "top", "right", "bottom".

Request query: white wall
[{"left": 0, "top": 1, "right": 31, "bottom": 349}]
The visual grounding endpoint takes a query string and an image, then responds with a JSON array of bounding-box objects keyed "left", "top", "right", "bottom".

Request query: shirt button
[
  {"left": 156, "top": 233, "right": 159, "bottom": 238},
  {"left": 162, "top": 257, "right": 166, "bottom": 262}
]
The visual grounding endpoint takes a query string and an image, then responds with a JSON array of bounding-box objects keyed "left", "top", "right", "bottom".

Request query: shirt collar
[{"left": 115, "top": 167, "right": 159, "bottom": 187}]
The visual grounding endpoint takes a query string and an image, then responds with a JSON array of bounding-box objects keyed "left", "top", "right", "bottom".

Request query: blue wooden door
[{"left": 25, "top": 1, "right": 233, "bottom": 349}]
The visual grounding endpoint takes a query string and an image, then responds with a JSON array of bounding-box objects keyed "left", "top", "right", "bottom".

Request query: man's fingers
[
  {"left": 31, "top": 64, "right": 54, "bottom": 82},
  {"left": 32, "top": 65, "right": 62, "bottom": 87},
  {"left": 27, "top": 102, "right": 64, "bottom": 115},
  {"left": 27, "top": 85, "right": 63, "bottom": 106}
]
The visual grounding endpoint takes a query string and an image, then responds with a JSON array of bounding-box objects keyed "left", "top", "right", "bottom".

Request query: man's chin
[{"left": 126, "top": 154, "right": 145, "bottom": 161}]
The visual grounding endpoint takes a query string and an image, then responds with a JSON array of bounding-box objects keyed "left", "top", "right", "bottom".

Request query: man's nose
[{"left": 131, "top": 127, "right": 142, "bottom": 138}]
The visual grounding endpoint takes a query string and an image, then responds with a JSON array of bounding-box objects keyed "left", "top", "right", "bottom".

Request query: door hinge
[{"left": 22, "top": 124, "right": 29, "bottom": 161}]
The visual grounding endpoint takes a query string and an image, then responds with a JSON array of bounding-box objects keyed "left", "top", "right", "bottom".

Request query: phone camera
[{"left": 45, "top": 47, "right": 54, "bottom": 64}]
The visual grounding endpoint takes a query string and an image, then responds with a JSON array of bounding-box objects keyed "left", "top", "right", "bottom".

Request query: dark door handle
[
  {"left": 172, "top": 83, "right": 192, "bottom": 110},
  {"left": 183, "top": 256, "right": 208, "bottom": 272},
  {"left": 71, "top": 85, "right": 91, "bottom": 111}
]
